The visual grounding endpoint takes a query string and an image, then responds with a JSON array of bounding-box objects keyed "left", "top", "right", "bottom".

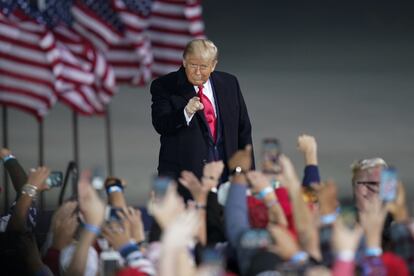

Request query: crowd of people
[{"left": 0, "top": 134, "right": 413, "bottom": 276}]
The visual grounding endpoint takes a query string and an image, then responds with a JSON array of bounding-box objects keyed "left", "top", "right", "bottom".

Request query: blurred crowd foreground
[{"left": 0, "top": 134, "right": 413, "bottom": 276}]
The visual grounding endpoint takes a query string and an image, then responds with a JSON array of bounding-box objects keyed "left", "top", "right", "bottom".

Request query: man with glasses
[
  {"left": 351, "top": 158, "right": 388, "bottom": 211},
  {"left": 150, "top": 39, "right": 253, "bottom": 244}
]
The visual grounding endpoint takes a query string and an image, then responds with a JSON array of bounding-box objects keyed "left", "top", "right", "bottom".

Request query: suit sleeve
[
  {"left": 150, "top": 79, "right": 187, "bottom": 135},
  {"left": 235, "top": 78, "right": 255, "bottom": 168}
]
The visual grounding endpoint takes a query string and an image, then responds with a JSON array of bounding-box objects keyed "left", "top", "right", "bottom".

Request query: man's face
[
  {"left": 183, "top": 54, "right": 217, "bottom": 86},
  {"left": 353, "top": 166, "right": 382, "bottom": 211}
]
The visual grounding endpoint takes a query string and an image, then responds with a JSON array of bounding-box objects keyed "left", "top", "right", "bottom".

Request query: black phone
[
  {"left": 105, "top": 206, "right": 123, "bottom": 222},
  {"left": 46, "top": 171, "right": 63, "bottom": 188},
  {"left": 262, "top": 138, "right": 282, "bottom": 174}
]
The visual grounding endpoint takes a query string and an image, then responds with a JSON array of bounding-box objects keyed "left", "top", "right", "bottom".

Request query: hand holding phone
[
  {"left": 261, "top": 138, "right": 282, "bottom": 174},
  {"left": 152, "top": 175, "right": 174, "bottom": 199}
]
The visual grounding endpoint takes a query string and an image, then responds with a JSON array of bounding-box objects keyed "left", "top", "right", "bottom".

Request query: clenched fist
[{"left": 185, "top": 97, "right": 204, "bottom": 117}]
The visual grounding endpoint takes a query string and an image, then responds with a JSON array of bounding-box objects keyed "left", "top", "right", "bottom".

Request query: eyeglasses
[
  {"left": 187, "top": 63, "right": 211, "bottom": 71},
  {"left": 354, "top": 181, "right": 379, "bottom": 193}
]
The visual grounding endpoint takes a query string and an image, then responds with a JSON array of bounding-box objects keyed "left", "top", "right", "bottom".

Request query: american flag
[
  {"left": 73, "top": 0, "right": 205, "bottom": 83},
  {"left": 112, "top": 0, "right": 152, "bottom": 85},
  {"left": 51, "top": 25, "right": 117, "bottom": 115},
  {"left": 0, "top": 8, "right": 56, "bottom": 119},
  {"left": 149, "top": 0, "right": 205, "bottom": 77},
  {"left": 0, "top": 0, "right": 117, "bottom": 117}
]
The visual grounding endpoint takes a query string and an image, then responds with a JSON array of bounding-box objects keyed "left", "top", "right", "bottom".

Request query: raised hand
[
  {"left": 149, "top": 185, "right": 185, "bottom": 229},
  {"left": 118, "top": 207, "right": 145, "bottom": 243},
  {"left": 50, "top": 201, "right": 79, "bottom": 250},
  {"left": 102, "top": 220, "right": 131, "bottom": 251},
  {"left": 78, "top": 170, "right": 105, "bottom": 227},
  {"left": 27, "top": 167, "right": 50, "bottom": 191},
  {"left": 297, "top": 134, "right": 318, "bottom": 165},
  {"left": 185, "top": 97, "right": 204, "bottom": 117}
]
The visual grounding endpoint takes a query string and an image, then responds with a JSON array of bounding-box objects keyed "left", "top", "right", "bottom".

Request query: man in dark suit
[{"left": 150, "top": 39, "right": 253, "bottom": 244}]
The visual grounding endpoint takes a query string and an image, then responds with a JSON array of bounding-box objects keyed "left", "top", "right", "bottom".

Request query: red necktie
[{"left": 198, "top": 85, "right": 216, "bottom": 141}]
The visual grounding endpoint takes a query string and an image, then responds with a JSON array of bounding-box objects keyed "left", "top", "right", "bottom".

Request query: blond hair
[
  {"left": 183, "top": 39, "right": 218, "bottom": 61},
  {"left": 350, "top": 157, "right": 388, "bottom": 183}
]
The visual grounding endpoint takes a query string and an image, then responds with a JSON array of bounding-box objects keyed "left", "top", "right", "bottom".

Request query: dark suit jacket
[
  {"left": 151, "top": 66, "right": 253, "bottom": 179},
  {"left": 150, "top": 67, "right": 253, "bottom": 244}
]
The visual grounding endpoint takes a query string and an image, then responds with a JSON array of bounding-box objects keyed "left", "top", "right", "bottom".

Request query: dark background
[{"left": 1, "top": 0, "right": 414, "bottom": 211}]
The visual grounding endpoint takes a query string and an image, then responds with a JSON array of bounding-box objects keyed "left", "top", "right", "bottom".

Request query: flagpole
[
  {"left": 72, "top": 111, "right": 79, "bottom": 197},
  {"left": 38, "top": 119, "right": 45, "bottom": 211},
  {"left": 2, "top": 106, "right": 9, "bottom": 212},
  {"left": 105, "top": 106, "right": 114, "bottom": 176}
]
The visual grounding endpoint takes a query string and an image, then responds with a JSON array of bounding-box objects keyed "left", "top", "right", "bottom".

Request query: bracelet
[
  {"left": 82, "top": 223, "right": 101, "bottom": 235},
  {"left": 107, "top": 185, "right": 123, "bottom": 194},
  {"left": 365, "top": 247, "right": 382, "bottom": 257},
  {"left": 105, "top": 181, "right": 124, "bottom": 194},
  {"left": 290, "top": 251, "right": 308, "bottom": 264},
  {"left": 256, "top": 186, "right": 273, "bottom": 200},
  {"left": 320, "top": 213, "right": 337, "bottom": 225},
  {"left": 337, "top": 250, "right": 355, "bottom": 261},
  {"left": 195, "top": 202, "right": 207, "bottom": 210},
  {"left": 2, "top": 154, "right": 15, "bottom": 163}
]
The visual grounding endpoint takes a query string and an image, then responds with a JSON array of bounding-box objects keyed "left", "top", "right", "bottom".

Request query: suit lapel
[{"left": 210, "top": 72, "right": 231, "bottom": 131}]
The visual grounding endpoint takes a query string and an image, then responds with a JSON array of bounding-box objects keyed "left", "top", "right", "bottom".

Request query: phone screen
[
  {"left": 379, "top": 167, "right": 397, "bottom": 202},
  {"left": 239, "top": 229, "right": 272, "bottom": 249},
  {"left": 46, "top": 171, "right": 63, "bottom": 188},
  {"left": 152, "top": 175, "right": 174, "bottom": 199},
  {"left": 261, "top": 138, "right": 282, "bottom": 174}
]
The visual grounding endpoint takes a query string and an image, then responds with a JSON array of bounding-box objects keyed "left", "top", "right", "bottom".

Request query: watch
[
  {"left": 21, "top": 184, "right": 38, "bottom": 198},
  {"left": 231, "top": 166, "right": 245, "bottom": 175}
]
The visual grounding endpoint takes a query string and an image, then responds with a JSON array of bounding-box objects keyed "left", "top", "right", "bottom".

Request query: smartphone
[
  {"left": 199, "top": 248, "right": 225, "bottom": 276},
  {"left": 105, "top": 206, "right": 123, "bottom": 222},
  {"left": 46, "top": 171, "right": 63, "bottom": 188},
  {"left": 152, "top": 175, "right": 174, "bottom": 199},
  {"left": 239, "top": 229, "right": 273, "bottom": 249},
  {"left": 100, "top": 251, "right": 121, "bottom": 276},
  {"left": 261, "top": 138, "right": 282, "bottom": 174},
  {"left": 379, "top": 167, "right": 398, "bottom": 202}
]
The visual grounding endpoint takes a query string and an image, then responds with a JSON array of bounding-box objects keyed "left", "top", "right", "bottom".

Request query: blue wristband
[
  {"left": 119, "top": 242, "right": 141, "bottom": 259},
  {"left": 365, "top": 247, "right": 382, "bottom": 257},
  {"left": 256, "top": 186, "right": 273, "bottom": 200},
  {"left": 107, "top": 185, "right": 123, "bottom": 193},
  {"left": 320, "top": 213, "right": 337, "bottom": 225},
  {"left": 2, "top": 154, "right": 15, "bottom": 163},
  {"left": 290, "top": 251, "right": 308, "bottom": 264},
  {"left": 82, "top": 223, "right": 101, "bottom": 235}
]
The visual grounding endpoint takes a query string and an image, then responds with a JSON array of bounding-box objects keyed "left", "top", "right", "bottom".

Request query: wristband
[
  {"left": 195, "top": 202, "right": 207, "bottom": 210},
  {"left": 107, "top": 185, "right": 123, "bottom": 194},
  {"left": 2, "top": 154, "right": 15, "bottom": 163},
  {"left": 320, "top": 213, "right": 337, "bottom": 225},
  {"left": 337, "top": 250, "right": 355, "bottom": 261},
  {"left": 82, "top": 223, "right": 101, "bottom": 235},
  {"left": 365, "top": 247, "right": 382, "bottom": 257},
  {"left": 105, "top": 180, "right": 124, "bottom": 194},
  {"left": 256, "top": 186, "right": 273, "bottom": 200},
  {"left": 290, "top": 251, "right": 308, "bottom": 264}
]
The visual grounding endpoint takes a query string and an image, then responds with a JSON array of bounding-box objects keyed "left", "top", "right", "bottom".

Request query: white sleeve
[{"left": 184, "top": 108, "right": 195, "bottom": 125}]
